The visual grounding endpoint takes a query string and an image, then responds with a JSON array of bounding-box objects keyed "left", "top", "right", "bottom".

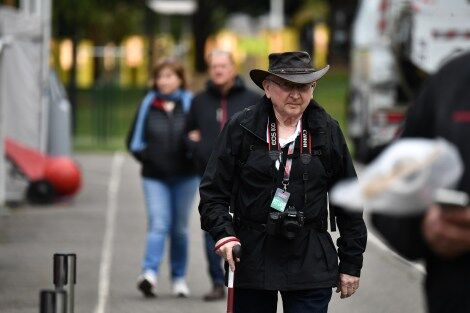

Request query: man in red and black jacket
[{"left": 185, "top": 49, "right": 259, "bottom": 301}]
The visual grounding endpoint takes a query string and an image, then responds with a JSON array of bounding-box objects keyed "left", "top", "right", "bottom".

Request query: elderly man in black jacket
[
  {"left": 199, "top": 51, "right": 367, "bottom": 313},
  {"left": 186, "top": 49, "right": 259, "bottom": 301}
]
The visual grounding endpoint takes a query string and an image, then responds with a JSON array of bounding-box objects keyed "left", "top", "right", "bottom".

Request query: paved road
[{"left": 0, "top": 154, "right": 426, "bottom": 313}]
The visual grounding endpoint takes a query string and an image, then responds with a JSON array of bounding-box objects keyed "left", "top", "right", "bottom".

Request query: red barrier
[{"left": 5, "top": 138, "right": 82, "bottom": 203}]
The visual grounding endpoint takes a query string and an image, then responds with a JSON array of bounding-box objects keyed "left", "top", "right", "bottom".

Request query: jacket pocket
[
  {"left": 241, "top": 151, "right": 273, "bottom": 181},
  {"left": 285, "top": 231, "right": 338, "bottom": 285},
  {"left": 234, "top": 226, "right": 265, "bottom": 286},
  {"left": 316, "top": 232, "right": 338, "bottom": 271}
]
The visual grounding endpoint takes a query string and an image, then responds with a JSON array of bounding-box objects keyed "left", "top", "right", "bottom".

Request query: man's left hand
[
  {"left": 336, "top": 273, "right": 360, "bottom": 299},
  {"left": 188, "top": 130, "right": 201, "bottom": 142}
]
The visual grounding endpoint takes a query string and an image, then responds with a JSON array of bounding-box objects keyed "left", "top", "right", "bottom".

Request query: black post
[
  {"left": 39, "top": 290, "right": 67, "bottom": 313},
  {"left": 144, "top": 4, "right": 156, "bottom": 73},
  {"left": 192, "top": 0, "right": 216, "bottom": 73},
  {"left": 40, "top": 290, "right": 55, "bottom": 313},
  {"left": 53, "top": 254, "right": 68, "bottom": 289},
  {"left": 53, "top": 253, "right": 76, "bottom": 313}
]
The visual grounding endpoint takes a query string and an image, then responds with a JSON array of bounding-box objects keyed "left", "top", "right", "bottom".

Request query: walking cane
[{"left": 227, "top": 245, "right": 241, "bottom": 313}]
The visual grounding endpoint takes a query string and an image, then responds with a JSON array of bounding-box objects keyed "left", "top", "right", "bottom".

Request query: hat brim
[{"left": 249, "top": 65, "right": 330, "bottom": 90}]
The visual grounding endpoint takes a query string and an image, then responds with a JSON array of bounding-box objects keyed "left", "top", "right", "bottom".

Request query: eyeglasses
[{"left": 268, "top": 79, "right": 314, "bottom": 93}]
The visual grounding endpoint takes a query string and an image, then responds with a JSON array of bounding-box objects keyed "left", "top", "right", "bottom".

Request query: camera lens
[{"left": 282, "top": 220, "right": 301, "bottom": 240}]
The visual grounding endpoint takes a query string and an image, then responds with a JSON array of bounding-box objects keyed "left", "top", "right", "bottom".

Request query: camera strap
[
  {"left": 267, "top": 116, "right": 298, "bottom": 189},
  {"left": 300, "top": 116, "right": 312, "bottom": 209},
  {"left": 267, "top": 113, "right": 312, "bottom": 209}
]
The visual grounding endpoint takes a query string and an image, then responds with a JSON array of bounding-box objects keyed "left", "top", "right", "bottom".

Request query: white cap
[{"left": 330, "top": 138, "right": 463, "bottom": 215}]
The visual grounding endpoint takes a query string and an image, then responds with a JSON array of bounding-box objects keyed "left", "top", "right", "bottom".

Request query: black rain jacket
[
  {"left": 372, "top": 52, "right": 470, "bottom": 313},
  {"left": 199, "top": 96, "right": 367, "bottom": 290},
  {"left": 126, "top": 95, "right": 194, "bottom": 179},
  {"left": 186, "top": 76, "right": 260, "bottom": 176}
]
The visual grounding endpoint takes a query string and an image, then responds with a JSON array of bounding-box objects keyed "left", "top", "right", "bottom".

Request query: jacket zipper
[{"left": 165, "top": 108, "right": 175, "bottom": 153}]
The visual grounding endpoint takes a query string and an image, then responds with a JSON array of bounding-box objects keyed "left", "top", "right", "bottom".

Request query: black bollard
[
  {"left": 39, "top": 290, "right": 67, "bottom": 313},
  {"left": 53, "top": 253, "right": 76, "bottom": 313},
  {"left": 40, "top": 290, "right": 55, "bottom": 313},
  {"left": 53, "top": 254, "right": 68, "bottom": 289}
]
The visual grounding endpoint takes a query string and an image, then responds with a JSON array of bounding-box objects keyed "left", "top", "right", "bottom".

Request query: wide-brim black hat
[{"left": 250, "top": 51, "right": 329, "bottom": 90}]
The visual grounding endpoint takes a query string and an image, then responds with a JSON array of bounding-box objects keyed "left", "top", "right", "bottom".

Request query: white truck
[{"left": 347, "top": 0, "right": 470, "bottom": 162}]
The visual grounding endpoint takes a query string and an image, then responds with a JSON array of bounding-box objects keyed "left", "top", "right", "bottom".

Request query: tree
[
  {"left": 52, "top": 0, "right": 146, "bottom": 132},
  {"left": 191, "top": 0, "right": 225, "bottom": 72},
  {"left": 191, "top": 0, "right": 303, "bottom": 72},
  {"left": 53, "top": 0, "right": 145, "bottom": 45},
  {"left": 327, "top": 0, "right": 359, "bottom": 64},
  {"left": 2, "top": 0, "right": 17, "bottom": 7}
]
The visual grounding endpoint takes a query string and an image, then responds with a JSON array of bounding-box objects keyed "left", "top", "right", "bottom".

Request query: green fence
[
  {"left": 74, "top": 85, "right": 145, "bottom": 151},
  {"left": 73, "top": 67, "right": 349, "bottom": 152}
]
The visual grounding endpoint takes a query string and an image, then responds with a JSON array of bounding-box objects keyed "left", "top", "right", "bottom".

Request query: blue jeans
[
  {"left": 141, "top": 176, "right": 198, "bottom": 279},
  {"left": 234, "top": 288, "right": 332, "bottom": 313},
  {"left": 204, "top": 232, "right": 225, "bottom": 286}
]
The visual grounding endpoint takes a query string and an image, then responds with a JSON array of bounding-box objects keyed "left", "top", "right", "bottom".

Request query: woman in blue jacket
[{"left": 127, "top": 59, "right": 197, "bottom": 298}]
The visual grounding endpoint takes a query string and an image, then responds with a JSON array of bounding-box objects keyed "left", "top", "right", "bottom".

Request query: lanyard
[
  {"left": 282, "top": 142, "right": 295, "bottom": 190},
  {"left": 267, "top": 115, "right": 312, "bottom": 191}
]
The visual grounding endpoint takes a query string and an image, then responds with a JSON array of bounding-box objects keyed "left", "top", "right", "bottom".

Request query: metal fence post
[
  {"left": 53, "top": 254, "right": 68, "bottom": 289},
  {"left": 40, "top": 290, "right": 55, "bottom": 313},
  {"left": 53, "top": 253, "right": 76, "bottom": 313},
  {"left": 40, "top": 290, "right": 66, "bottom": 313},
  {"left": 55, "top": 290, "right": 67, "bottom": 313},
  {"left": 66, "top": 254, "right": 76, "bottom": 313}
]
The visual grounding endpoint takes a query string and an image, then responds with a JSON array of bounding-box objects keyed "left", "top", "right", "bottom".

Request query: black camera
[{"left": 266, "top": 206, "right": 304, "bottom": 239}]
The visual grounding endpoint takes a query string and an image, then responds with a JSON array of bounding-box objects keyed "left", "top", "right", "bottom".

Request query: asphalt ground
[{"left": 0, "top": 153, "right": 426, "bottom": 313}]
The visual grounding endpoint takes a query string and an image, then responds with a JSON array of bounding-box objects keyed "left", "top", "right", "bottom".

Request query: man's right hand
[
  {"left": 214, "top": 236, "right": 241, "bottom": 271},
  {"left": 188, "top": 130, "right": 201, "bottom": 142},
  {"left": 422, "top": 204, "right": 470, "bottom": 258},
  {"left": 336, "top": 273, "right": 360, "bottom": 299}
]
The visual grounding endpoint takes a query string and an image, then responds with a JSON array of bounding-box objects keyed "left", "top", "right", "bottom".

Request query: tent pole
[
  {"left": 0, "top": 40, "right": 8, "bottom": 214},
  {"left": 39, "top": 0, "right": 52, "bottom": 153}
]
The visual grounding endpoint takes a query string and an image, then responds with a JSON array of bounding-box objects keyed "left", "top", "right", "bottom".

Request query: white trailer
[
  {"left": 0, "top": 1, "right": 72, "bottom": 206},
  {"left": 347, "top": 0, "right": 470, "bottom": 162}
]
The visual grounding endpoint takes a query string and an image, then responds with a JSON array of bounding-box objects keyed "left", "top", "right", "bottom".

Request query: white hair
[{"left": 206, "top": 49, "right": 235, "bottom": 65}]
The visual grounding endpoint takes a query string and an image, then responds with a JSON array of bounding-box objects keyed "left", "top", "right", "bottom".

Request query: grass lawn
[
  {"left": 315, "top": 66, "right": 348, "bottom": 130},
  {"left": 73, "top": 67, "right": 350, "bottom": 152}
]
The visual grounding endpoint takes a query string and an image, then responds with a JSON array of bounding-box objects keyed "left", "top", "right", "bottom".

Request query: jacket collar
[
  {"left": 207, "top": 75, "right": 246, "bottom": 97},
  {"left": 239, "top": 96, "right": 328, "bottom": 143}
]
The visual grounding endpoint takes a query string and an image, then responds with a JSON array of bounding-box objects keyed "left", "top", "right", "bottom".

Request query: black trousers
[{"left": 234, "top": 288, "right": 332, "bottom": 313}]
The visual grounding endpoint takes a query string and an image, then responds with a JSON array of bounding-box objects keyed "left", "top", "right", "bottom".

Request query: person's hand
[
  {"left": 422, "top": 204, "right": 470, "bottom": 258},
  {"left": 188, "top": 130, "right": 201, "bottom": 142},
  {"left": 336, "top": 273, "right": 360, "bottom": 299},
  {"left": 214, "top": 236, "right": 241, "bottom": 271}
]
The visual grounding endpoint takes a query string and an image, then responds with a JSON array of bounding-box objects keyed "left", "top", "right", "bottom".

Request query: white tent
[
  {"left": 0, "top": 6, "right": 43, "bottom": 149},
  {"left": 0, "top": 2, "right": 59, "bottom": 205}
]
